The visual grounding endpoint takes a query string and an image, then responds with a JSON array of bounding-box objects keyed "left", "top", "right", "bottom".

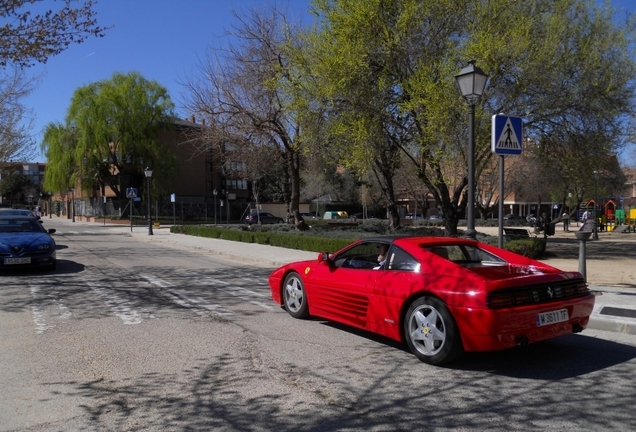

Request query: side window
[
  {"left": 426, "top": 245, "right": 462, "bottom": 262},
  {"left": 461, "top": 246, "right": 505, "bottom": 264},
  {"left": 333, "top": 243, "right": 382, "bottom": 269},
  {"left": 386, "top": 246, "right": 420, "bottom": 272},
  {"left": 446, "top": 246, "right": 465, "bottom": 261}
]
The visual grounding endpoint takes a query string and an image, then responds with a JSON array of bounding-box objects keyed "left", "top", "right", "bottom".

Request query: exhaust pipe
[
  {"left": 515, "top": 335, "right": 529, "bottom": 346},
  {"left": 572, "top": 323, "right": 583, "bottom": 333}
]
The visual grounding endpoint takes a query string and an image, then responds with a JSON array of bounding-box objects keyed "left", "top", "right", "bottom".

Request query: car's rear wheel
[
  {"left": 404, "top": 296, "right": 463, "bottom": 365},
  {"left": 283, "top": 272, "right": 308, "bottom": 319}
]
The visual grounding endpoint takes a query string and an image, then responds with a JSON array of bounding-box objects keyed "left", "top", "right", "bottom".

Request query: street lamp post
[
  {"left": 455, "top": 60, "right": 489, "bottom": 240},
  {"left": 70, "top": 188, "right": 75, "bottom": 222},
  {"left": 222, "top": 189, "right": 227, "bottom": 224},
  {"left": 144, "top": 167, "right": 153, "bottom": 235},
  {"left": 213, "top": 189, "right": 218, "bottom": 225},
  {"left": 593, "top": 170, "right": 599, "bottom": 239}
]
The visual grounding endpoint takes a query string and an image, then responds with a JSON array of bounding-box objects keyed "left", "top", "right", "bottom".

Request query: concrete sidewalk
[{"left": 52, "top": 218, "right": 636, "bottom": 337}]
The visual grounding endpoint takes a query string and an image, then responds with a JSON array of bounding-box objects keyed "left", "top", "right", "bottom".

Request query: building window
[
  {"left": 222, "top": 179, "right": 247, "bottom": 190},
  {"left": 222, "top": 161, "right": 247, "bottom": 175}
]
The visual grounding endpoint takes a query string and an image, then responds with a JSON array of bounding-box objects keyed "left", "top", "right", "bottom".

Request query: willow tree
[
  {"left": 40, "top": 123, "right": 77, "bottom": 193},
  {"left": 41, "top": 72, "right": 178, "bottom": 204}
]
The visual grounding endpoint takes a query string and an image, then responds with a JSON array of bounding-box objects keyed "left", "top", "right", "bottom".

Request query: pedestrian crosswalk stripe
[
  {"left": 88, "top": 282, "right": 151, "bottom": 324},
  {"left": 29, "top": 284, "right": 72, "bottom": 334},
  {"left": 139, "top": 273, "right": 233, "bottom": 316}
]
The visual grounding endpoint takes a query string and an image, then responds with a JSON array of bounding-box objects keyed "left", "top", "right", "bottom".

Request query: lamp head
[{"left": 455, "top": 60, "right": 489, "bottom": 105}]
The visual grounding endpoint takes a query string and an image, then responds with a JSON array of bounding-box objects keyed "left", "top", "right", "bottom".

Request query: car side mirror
[
  {"left": 48, "top": 229, "right": 56, "bottom": 234},
  {"left": 317, "top": 252, "right": 330, "bottom": 264}
]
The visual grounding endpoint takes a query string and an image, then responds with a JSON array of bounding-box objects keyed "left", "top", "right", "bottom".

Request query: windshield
[{"left": 0, "top": 219, "right": 42, "bottom": 233}]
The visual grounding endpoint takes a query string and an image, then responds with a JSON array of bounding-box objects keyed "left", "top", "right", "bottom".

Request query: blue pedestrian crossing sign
[
  {"left": 492, "top": 114, "right": 523, "bottom": 155},
  {"left": 126, "top": 187, "right": 138, "bottom": 199}
]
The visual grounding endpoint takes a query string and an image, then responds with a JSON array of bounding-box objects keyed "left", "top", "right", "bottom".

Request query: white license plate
[
  {"left": 537, "top": 309, "right": 569, "bottom": 327},
  {"left": 4, "top": 257, "right": 31, "bottom": 265}
]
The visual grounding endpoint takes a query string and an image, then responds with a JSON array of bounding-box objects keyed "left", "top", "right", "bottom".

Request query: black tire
[
  {"left": 283, "top": 272, "right": 309, "bottom": 319},
  {"left": 403, "top": 296, "right": 463, "bottom": 365}
]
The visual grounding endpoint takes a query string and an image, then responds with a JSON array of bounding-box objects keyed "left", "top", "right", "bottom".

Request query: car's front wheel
[
  {"left": 404, "top": 296, "right": 463, "bottom": 365},
  {"left": 283, "top": 272, "right": 309, "bottom": 319}
]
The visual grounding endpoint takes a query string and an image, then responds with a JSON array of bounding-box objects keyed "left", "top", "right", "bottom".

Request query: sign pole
[
  {"left": 170, "top": 193, "right": 176, "bottom": 226},
  {"left": 130, "top": 198, "right": 133, "bottom": 232},
  {"left": 498, "top": 155, "right": 504, "bottom": 248},
  {"left": 492, "top": 114, "right": 523, "bottom": 248}
]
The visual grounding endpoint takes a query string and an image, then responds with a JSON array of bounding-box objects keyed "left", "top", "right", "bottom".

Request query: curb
[{"left": 587, "top": 315, "right": 636, "bottom": 336}]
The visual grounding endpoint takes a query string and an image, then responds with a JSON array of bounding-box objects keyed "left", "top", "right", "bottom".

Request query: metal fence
[{"left": 67, "top": 197, "right": 253, "bottom": 224}]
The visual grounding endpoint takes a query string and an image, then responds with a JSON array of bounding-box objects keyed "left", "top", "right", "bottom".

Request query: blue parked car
[{"left": 0, "top": 216, "right": 57, "bottom": 271}]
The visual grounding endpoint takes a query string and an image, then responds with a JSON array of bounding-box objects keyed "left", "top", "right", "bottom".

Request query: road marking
[
  {"left": 140, "top": 274, "right": 233, "bottom": 316},
  {"left": 29, "top": 284, "right": 72, "bottom": 334},
  {"left": 88, "top": 282, "right": 152, "bottom": 324},
  {"left": 238, "top": 276, "right": 269, "bottom": 288},
  {"left": 30, "top": 285, "right": 52, "bottom": 334},
  {"left": 201, "top": 277, "right": 272, "bottom": 309}
]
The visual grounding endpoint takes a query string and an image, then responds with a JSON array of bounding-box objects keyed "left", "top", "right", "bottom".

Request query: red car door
[
  {"left": 308, "top": 265, "right": 377, "bottom": 329},
  {"left": 368, "top": 246, "right": 423, "bottom": 339}
]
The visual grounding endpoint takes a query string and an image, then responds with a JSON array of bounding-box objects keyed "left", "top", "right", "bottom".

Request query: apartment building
[{"left": 0, "top": 162, "right": 46, "bottom": 205}]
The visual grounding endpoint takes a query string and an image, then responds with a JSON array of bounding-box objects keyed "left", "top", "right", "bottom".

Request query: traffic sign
[
  {"left": 126, "top": 187, "right": 138, "bottom": 199},
  {"left": 492, "top": 114, "right": 522, "bottom": 155}
]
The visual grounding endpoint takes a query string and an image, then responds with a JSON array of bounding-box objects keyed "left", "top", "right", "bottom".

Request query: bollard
[{"left": 575, "top": 231, "right": 592, "bottom": 282}]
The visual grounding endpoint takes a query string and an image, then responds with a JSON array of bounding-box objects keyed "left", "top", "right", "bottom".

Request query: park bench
[{"left": 503, "top": 227, "right": 531, "bottom": 240}]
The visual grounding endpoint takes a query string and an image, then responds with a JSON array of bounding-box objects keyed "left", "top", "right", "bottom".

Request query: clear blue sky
[
  {"left": 22, "top": 0, "right": 313, "bottom": 162},
  {"left": 20, "top": 0, "right": 636, "bottom": 164}
]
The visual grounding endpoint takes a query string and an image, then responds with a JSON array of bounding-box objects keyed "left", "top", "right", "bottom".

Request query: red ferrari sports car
[{"left": 268, "top": 236, "right": 595, "bottom": 365}]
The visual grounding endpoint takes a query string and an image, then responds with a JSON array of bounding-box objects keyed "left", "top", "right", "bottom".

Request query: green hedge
[
  {"left": 504, "top": 237, "right": 547, "bottom": 257},
  {"left": 481, "top": 236, "right": 546, "bottom": 258},
  {"left": 171, "top": 224, "right": 549, "bottom": 258},
  {"left": 170, "top": 225, "right": 354, "bottom": 253}
]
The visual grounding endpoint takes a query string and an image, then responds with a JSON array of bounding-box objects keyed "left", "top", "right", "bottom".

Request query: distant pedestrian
[
  {"left": 582, "top": 209, "right": 590, "bottom": 221},
  {"left": 562, "top": 211, "right": 569, "bottom": 231}
]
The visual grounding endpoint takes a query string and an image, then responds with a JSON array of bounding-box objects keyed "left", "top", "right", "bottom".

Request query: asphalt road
[{"left": 1, "top": 218, "right": 636, "bottom": 431}]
